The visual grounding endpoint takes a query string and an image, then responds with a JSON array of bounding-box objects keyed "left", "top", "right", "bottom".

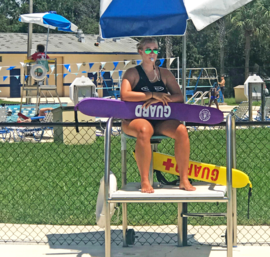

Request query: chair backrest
[
  {"left": 232, "top": 101, "right": 249, "bottom": 121},
  {"left": 0, "top": 107, "right": 7, "bottom": 123},
  {"left": 265, "top": 97, "right": 270, "bottom": 108},
  {"left": 88, "top": 72, "right": 98, "bottom": 86},
  {"left": 102, "top": 72, "right": 120, "bottom": 98},
  {"left": 40, "top": 112, "right": 53, "bottom": 123}
]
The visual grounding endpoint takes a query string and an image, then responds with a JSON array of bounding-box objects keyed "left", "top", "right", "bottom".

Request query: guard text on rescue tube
[
  {"left": 163, "top": 158, "right": 219, "bottom": 182},
  {"left": 135, "top": 105, "right": 171, "bottom": 118}
]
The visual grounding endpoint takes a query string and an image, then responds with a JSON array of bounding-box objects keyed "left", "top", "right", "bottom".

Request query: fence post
[{"left": 226, "top": 114, "right": 233, "bottom": 257}]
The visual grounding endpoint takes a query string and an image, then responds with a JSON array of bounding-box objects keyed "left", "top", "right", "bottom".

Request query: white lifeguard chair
[
  {"left": 20, "top": 59, "right": 61, "bottom": 115},
  {"left": 69, "top": 76, "right": 97, "bottom": 105},
  {"left": 244, "top": 74, "right": 265, "bottom": 121},
  {"left": 100, "top": 115, "right": 237, "bottom": 257}
]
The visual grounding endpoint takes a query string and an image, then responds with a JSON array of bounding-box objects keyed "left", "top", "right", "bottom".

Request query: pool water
[{"left": 5, "top": 103, "right": 67, "bottom": 122}]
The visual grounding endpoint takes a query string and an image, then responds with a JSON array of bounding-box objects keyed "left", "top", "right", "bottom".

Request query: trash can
[
  {"left": 234, "top": 85, "right": 247, "bottom": 103},
  {"left": 52, "top": 106, "right": 96, "bottom": 145},
  {"left": 69, "top": 76, "right": 97, "bottom": 105}
]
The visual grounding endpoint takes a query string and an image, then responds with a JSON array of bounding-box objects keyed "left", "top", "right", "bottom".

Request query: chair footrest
[
  {"left": 109, "top": 182, "right": 227, "bottom": 203},
  {"left": 24, "top": 96, "right": 40, "bottom": 99},
  {"left": 23, "top": 87, "right": 38, "bottom": 90},
  {"left": 182, "top": 213, "right": 227, "bottom": 217},
  {"left": 39, "top": 85, "right": 57, "bottom": 89}
]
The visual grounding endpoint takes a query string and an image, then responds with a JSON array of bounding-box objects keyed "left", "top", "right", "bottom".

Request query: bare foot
[
  {"left": 141, "top": 181, "right": 154, "bottom": 193},
  {"left": 179, "top": 180, "right": 196, "bottom": 191}
]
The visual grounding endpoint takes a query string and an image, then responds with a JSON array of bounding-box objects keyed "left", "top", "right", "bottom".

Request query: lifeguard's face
[{"left": 139, "top": 42, "right": 159, "bottom": 64}]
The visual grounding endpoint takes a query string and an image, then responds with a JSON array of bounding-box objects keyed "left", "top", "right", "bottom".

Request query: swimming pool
[{"left": 5, "top": 103, "right": 67, "bottom": 122}]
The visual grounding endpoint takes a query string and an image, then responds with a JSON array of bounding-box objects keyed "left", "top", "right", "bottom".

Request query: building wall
[{"left": 0, "top": 53, "right": 139, "bottom": 98}]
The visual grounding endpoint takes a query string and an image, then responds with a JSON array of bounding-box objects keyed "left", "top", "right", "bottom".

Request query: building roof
[{"left": 0, "top": 33, "right": 139, "bottom": 54}]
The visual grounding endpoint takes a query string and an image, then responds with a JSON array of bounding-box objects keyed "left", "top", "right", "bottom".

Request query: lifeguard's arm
[
  {"left": 162, "top": 68, "right": 184, "bottom": 103},
  {"left": 120, "top": 68, "right": 153, "bottom": 102}
]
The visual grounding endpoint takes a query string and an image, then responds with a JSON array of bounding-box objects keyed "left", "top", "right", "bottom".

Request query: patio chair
[
  {"left": 255, "top": 97, "right": 270, "bottom": 121},
  {"left": 0, "top": 107, "right": 13, "bottom": 142},
  {"left": 102, "top": 72, "right": 120, "bottom": 99},
  {"left": 230, "top": 101, "right": 249, "bottom": 121},
  {"left": 15, "top": 111, "right": 54, "bottom": 142},
  {"left": 88, "top": 72, "right": 98, "bottom": 86}
]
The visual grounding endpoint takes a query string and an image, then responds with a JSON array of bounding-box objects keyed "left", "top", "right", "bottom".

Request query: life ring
[
  {"left": 30, "top": 64, "right": 47, "bottom": 81},
  {"left": 96, "top": 171, "right": 117, "bottom": 228}
]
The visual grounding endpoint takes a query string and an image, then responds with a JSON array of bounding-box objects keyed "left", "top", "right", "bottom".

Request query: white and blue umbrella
[
  {"left": 100, "top": 0, "right": 253, "bottom": 103},
  {"left": 100, "top": 0, "right": 253, "bottom": 38},
  {"left": 19, "top": 11, "right": 78, "bottom": 56}
]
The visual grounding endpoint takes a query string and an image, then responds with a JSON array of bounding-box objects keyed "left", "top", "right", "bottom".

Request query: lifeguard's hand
[
  {"left": 142, "top": 98, "right": 160, "bottom": 109},
  {"left": 152, "top": 92, "right": 171, "bottom": 106}
]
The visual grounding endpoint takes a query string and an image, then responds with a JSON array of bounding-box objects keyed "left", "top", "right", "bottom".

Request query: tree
[
  {"left": 165, "top": 36, "right": 173, "bottom": 68},
  {"left": 231, "top": 0, "right": 270, "bottom": 79},
  {"left": 216, "top": 17, "right": 227, "bottom": 76}
]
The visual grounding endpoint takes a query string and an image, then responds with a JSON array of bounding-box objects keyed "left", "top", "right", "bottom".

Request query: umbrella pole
[
  {"left": 182, "top": 34, "right": 187, "bottom": 103},
  {"left": 45, "top": 28, "right": 50, "bottom": 58}
]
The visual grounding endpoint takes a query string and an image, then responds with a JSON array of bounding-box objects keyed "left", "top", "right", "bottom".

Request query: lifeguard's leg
[
  {"left": 122, "top": 119, "right": 154, "bottom": 193},
  {"left": 155, "top": 120, "right": 196, "bottom": 191}
]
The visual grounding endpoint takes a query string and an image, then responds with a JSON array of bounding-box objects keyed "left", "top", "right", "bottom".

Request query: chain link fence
[{"left": 0, "top": 119, "right": 270, "bottom": 246}]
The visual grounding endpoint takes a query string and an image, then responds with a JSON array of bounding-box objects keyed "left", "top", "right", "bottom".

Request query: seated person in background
[
  {"left": 17, "top": 108, "right": 53, "bottom": 123},
  {"left": 28, "top": 44, "right": 49, "bottom": 61},
  {"left": 208, "top": 84, "right": 220, "bottom": 110},
  {"left": 28, "top": 44, "right": 50, "bottom": 84}
]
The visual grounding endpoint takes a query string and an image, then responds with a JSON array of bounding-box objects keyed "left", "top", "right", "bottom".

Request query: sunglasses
[{"left": 144, "top": 48, "right": 159, "bottom": 54}]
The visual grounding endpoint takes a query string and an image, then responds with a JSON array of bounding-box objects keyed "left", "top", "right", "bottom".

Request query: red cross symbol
[{"left": 163, "top": 158, "right": 174, "bottom": 171}]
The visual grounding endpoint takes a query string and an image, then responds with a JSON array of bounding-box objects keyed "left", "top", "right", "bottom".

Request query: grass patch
[
  {"left": 188, "top": 97, "right": 261, "bottom": 106},
  {"left": 224, "top": 98, "right": 261, "bottom": 106},
  {"left": 0, "top": 127, "right": 269, "bottom": 226},
  {"left": 0, "top": 99, "right": 25, "bottom": 105}
]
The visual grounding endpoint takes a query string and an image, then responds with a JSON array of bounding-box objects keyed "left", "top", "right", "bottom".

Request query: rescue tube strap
[
  {"left": 155, "top": 170, "right": 179, "bottom": 186},
  {"left": 75, "top": 110, "right": 79, "bottom": 132},
  {"left": 247, "top": 187, "right": 252, "bottom": 219}
]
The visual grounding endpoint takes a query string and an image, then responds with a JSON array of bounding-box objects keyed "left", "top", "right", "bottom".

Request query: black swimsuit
[
  {"left": 133, "top": 65, "right": 168, "bottom": 94},
  {"left": 132, "top": 65, "right": 168, "bottom": 127}
]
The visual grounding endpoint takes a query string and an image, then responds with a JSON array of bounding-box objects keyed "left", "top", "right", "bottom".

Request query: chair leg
[
  {"left": 227, "top": 200, "right": 233, "bottom": 257},
  {"left": 177, "top": 203, "right": 184, "bottom": 247},
  {"left": 121, "top": 134, "right": 128, "bottom": 247},
  {"left": 232, "top": 188, "right": 237, "bottom": 246},
  {"left": 122, "top": 203, "right": 128, "bottom": 247}
]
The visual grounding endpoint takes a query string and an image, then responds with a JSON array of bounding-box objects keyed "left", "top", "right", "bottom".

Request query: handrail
[
  {"left": 186, "top": 90, "right": 210, "bottom": 105},
  {"left": 193, "top": 91, "right": 209, "bottom": 105},
  {"left": 226, "top": 113, "right": 235, "bottom": 257},
  {"left": 186, "top": 91, "right": 203, "bottom": 104},
  {"left": 104, "top": 117, "right": 113, "bottom": 257}
]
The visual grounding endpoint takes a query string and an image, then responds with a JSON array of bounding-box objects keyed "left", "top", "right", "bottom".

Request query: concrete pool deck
[
  {"left": 0, "top": 224, "right": 270, "bottom": 256},
  {"left": 0, "top": 243, "right": 270, "bottom": 257}
]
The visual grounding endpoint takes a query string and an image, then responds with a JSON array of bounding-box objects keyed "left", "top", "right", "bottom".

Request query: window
[{"left": 0, "top": 56, "right": 2, "bottom": 62}]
